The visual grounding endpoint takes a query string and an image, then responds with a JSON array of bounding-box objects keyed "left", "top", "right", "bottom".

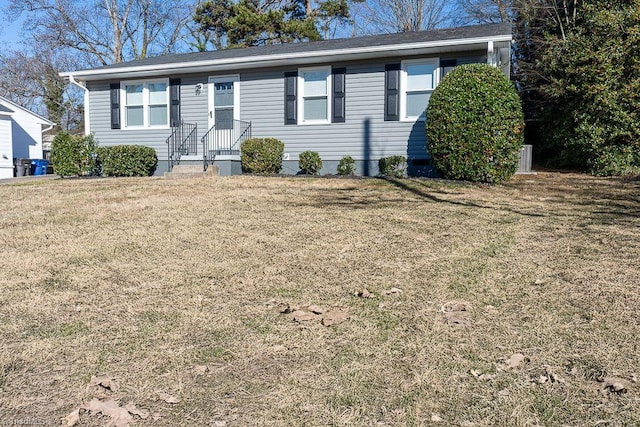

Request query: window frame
[
  {"left": 297, "top": 66, "right": 332, "bottom": 125},
  {"left": 400, "top": 58, "right": 440, "bottom": 122},
  {"left": 120, "top": 78, "right": 170, "bottom": 129}
]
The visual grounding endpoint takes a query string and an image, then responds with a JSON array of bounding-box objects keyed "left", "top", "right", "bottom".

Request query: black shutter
[
  {"left": 284, "top": 72, "right": 297, "bottom": 125},
  {"left": 169, "top": 78, "right": 181, "bottom": 127},
  {"left": 332, "top": 67, "right": 346, "bottom": 123},
  {"left": 384, "top": 64, "right": 400, "bottom": 121},
  {"left": 110, "top": 83, "right": 120, "bottom": 129},
  {"left": 441, "top": 59, "right": 457, "bottom": 78}
]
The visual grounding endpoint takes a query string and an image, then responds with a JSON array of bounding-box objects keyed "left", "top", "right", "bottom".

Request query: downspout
[
  {"left": 68, "top": 74, "right": 90, "bottom": 135},
  {"left": 486, "top": 40, "right": 496, "bottom": 67}
]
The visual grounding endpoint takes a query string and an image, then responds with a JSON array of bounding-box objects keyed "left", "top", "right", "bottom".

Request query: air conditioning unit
[{"left": 517, "top": 144, "right": 533, "bottom": 173}]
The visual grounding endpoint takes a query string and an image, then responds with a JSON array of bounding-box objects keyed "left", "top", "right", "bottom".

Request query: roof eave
[
  {"left": 0, "top": 96, "right": 54, "bottom": 125},
  {"left": 61, "top": 34, "right": 512, "bottom": 81}
]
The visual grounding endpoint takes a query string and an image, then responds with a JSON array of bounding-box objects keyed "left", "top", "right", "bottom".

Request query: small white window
[
  {"left": 298, "top": 67, "right": 331, "bottom": 124},
  {"left": 121, "top": 80, "right": 169, "bottom": 128},
  {"left": 401, "top": 59, "right": 439, "bottom": 121}
]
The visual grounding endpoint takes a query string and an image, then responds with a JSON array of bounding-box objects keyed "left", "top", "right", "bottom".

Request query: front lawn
[{"left": 0, "top": 173, "right": 638, "bottom": 425}]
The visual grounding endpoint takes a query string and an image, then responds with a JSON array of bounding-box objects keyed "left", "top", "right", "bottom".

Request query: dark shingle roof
[{"left": 78, "top": 23, "right": 511, "bottom": 73}]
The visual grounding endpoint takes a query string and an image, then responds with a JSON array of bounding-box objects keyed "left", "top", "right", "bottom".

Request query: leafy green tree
[{"left": 533, "top": 2, "right": 640, "bottom": 175}]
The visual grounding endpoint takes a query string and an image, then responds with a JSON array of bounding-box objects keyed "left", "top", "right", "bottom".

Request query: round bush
[
  {"left": 241, "top": 138, "right": 284, "bottom": 174},
  {"left": 426, "top": 63, "right": 524, "bottom": 183},
  {"left": 299, "top": 151, "right": 322, "bottom": 175},
  {"left": 337, "top": 155, "right": 356, "bottom": 175}
]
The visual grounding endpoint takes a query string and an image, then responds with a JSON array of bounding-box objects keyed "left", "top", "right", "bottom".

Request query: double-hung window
[
  {"left": 401, "top": 59, "right": 439, "bottom": 121},
  {"left": 122, "top": 80, "right": 169, "bottom": 128},
  {"left": 298, "top": 67, "right": 331, "bottom": 124}
]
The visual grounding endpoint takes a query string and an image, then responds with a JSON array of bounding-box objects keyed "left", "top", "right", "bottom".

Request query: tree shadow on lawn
[
  {"left": 293, "top": 175, "right": 639, "bottom": 224},
  {"left": 396, "top": 176, "right": 640, "bottom": 223},
  {"left": 297, "top": 176, "right": 546, "bottom": 218}
]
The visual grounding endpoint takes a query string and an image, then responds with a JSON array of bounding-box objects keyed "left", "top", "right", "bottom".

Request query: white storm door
[{"left": 208, "top": 75, "right": 240, "bottom": 153}]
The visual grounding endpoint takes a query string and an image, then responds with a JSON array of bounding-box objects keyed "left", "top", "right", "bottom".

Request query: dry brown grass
[{"left": 0, "top": 172, "right": 639, "bottom": 426}]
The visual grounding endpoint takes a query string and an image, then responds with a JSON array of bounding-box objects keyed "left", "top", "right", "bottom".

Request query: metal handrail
[
  {"left": 166, "top": 121, "right": 197, "bottom": 172},
  {"left": 202, "top": 124, "right": 215, "bottom": 171},
  {"left": 202, "top": 119, "right": 252, "bottom": 169}
]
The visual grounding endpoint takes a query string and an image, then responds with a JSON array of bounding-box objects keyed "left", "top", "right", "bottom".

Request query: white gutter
[
  {"left": 68, "top": 74, "right": 90, "bottom": 135},
  {"left": 61, "top": 34, "right": 513, "bottom": 81}
]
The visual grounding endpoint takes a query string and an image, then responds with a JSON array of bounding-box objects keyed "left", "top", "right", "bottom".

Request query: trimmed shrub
[
  {"left": 97, "top": 145, "right": 158, "bottom": 177},
  {"left": 51, "top": 132, "right": 98, "bottom": 177},
  {"left": 241, "top": 138, "right": 284, "bottom": 174},
  {"left": 378, "top": 155, "right": 407, "bottom": 178},
  {"left": 337, "top": 155, "right": 356, "bottom": 176},
  {"left": 299, "top": 151, "right": 322, "bottom": 175},
  {"left": 426, "top": 63, "right": 524, "bottom": 184}
]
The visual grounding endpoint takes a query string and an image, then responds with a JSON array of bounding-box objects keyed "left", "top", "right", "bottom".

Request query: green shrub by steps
[
  {"left": 241, "top": 138, "right": 284, "bottom": 174},
  {"left": 97, "top": 145, "right": 158, "bottom": 177},
  {"left": 299, "top": 151, "right": 322, "bottom": 175},
  {"left": 378, "top": 155, "right": 407, "bottom": 178},
  {"left": 426, "top": 63, "right": 524, "bottom": 184},
  {"left": 51, "top": 132, "right": 98, "bottom": 177},
  {"left": 337, "top": 155, "right": 356, "bottom": 175}
]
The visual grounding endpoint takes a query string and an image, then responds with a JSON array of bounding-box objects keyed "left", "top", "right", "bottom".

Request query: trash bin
[
  {"left": 15, "top": 160, "right": 24, "bottom": 177},
  {"left": 21, "top": 158, "right": 32, "bottom": 176},
  {"left": 14, "top": 158, "right": 31, "bottom": 176},
  {"left": 31, "top": 159, "right": 49, "bottom": 176}
]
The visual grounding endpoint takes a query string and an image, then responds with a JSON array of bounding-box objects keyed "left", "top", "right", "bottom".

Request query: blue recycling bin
[{"left": 30, "top": 159, "right": 49, "bottom": 176}]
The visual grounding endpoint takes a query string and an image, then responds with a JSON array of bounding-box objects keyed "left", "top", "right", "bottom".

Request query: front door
[{"left": 209, "top": 75, "right": 239, "bottom": 155}]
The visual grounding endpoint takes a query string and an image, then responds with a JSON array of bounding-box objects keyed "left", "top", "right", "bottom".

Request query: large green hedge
[
  {"left": 426, "top": 64, "right": 524, "bottom": 184},
  {"left": 97, "top": 145, "right": 158, "bottom": 177},
  {"left": 241, "top": 138, "right": 284, "bottom": 174},
  {"left": 51, "top": 132, "right": 98, "bottom": 177}
]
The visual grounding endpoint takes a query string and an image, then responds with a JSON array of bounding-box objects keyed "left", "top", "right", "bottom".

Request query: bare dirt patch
[{"left": 0, "top": 173, "right": 638, "bottom": 425}]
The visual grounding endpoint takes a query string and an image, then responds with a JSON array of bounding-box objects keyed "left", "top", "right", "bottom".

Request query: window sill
[
  {"left": 297, "top": 120, "right": 332, "bottom": 126},
  {"left": 121, "top": 125, "right": 171, "bottom": 131}
]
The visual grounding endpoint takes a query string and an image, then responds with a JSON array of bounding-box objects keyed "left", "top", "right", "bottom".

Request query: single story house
[
  {"left": 0, "top": 97, "right": 55, "bottom": 179},
  {"left": 61, "top": 23, "right": 512, "bottom": 176}
]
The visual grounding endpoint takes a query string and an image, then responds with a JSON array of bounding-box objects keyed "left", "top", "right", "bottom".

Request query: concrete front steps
[{"left": 164, "top": 164, "right": 219, "bottom": 179}]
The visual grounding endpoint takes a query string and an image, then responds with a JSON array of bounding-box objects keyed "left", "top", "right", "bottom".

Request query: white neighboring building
[{"left": 0, "top": 97, "right": 55, "bottom": 178}]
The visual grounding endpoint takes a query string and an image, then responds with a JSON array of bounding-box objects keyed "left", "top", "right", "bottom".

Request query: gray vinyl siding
[
  {"left": 241, "top": 64, "right": 425, "bottom": 161},
  {"left": 87, "top": 51, "right": 485, "bottom": 171},
  {"left": 89, "top": 81, "right": 173, "bottom": 159}
]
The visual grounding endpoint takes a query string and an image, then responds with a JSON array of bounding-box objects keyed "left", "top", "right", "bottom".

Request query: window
[
  {"left": 298, "top": 67, "right": 331, "bottom": 124},
  {"left": 401, "top": 59, "right": 439, "bottom": 121},
  {"left": 121, "top": 80, "right": 169, "bottom": 128}
]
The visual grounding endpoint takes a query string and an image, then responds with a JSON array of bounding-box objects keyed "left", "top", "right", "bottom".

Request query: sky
[{"left": 0, "top": 0, "right": 24, "bottom": 50}]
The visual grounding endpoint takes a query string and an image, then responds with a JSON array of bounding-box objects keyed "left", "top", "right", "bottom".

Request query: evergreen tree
[{"left": 193, "top": 0, "right": 352, "bottom": 49}]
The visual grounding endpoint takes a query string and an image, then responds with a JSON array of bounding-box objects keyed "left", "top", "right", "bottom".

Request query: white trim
[
  {"left": 61, "top": 34, "right": 513, "bottom": 81},
  {"left": 68, "top": 75, "right": 89, "bottom": 135},
  {"left": 120, "top": 78, "right": 170, "bottom": 130},
  {"left": 0, "top": 96, "right": 53, "bottom": 125},
  {"left": 207, "top": 74, "right": 240, "bottom": 131},
  {"left": 297, "top": 66, "right": 332, "bottom": 125},
  {"left": 400, "top": 58, "right": 440, "bottom": 122}
]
